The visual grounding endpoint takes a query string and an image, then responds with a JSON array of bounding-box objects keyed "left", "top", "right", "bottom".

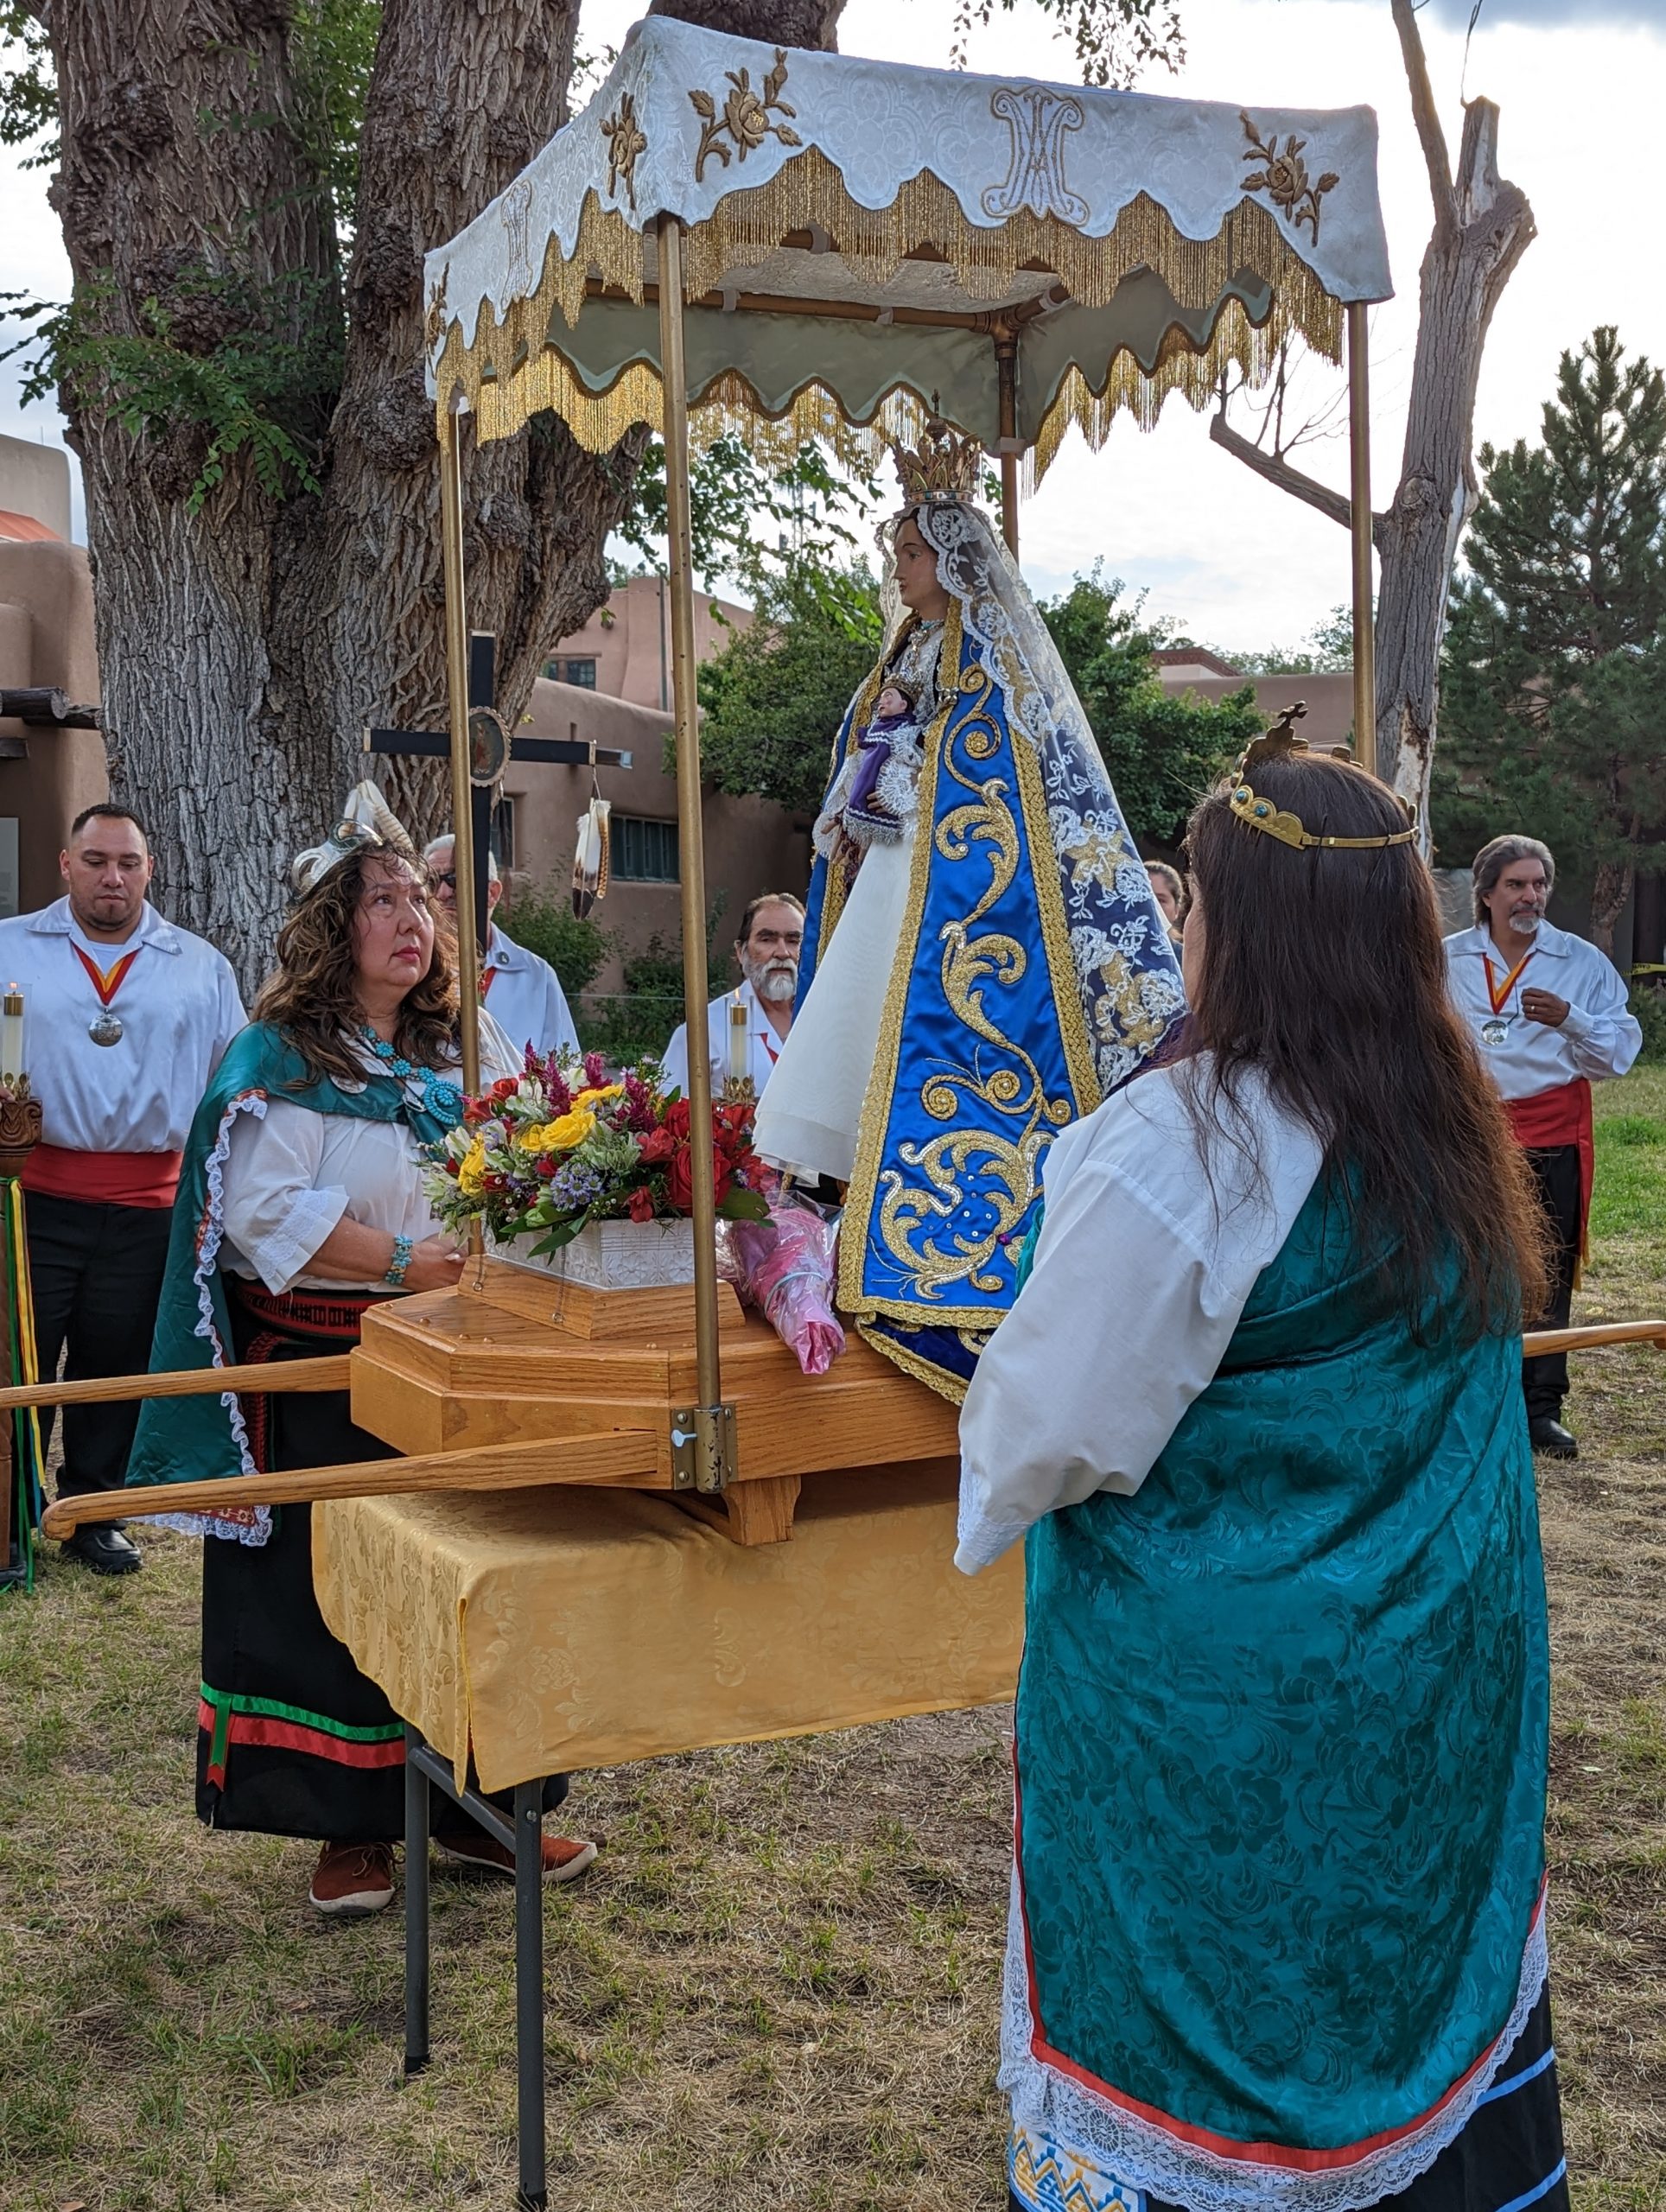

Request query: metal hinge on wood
[{"left": 670, "top": 1402, "right": 736, "bottom": 1494}]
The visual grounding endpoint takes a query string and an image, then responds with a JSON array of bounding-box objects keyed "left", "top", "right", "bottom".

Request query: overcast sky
[{"left": 3, "top": 0, "right": 1662, "bottom": 654}]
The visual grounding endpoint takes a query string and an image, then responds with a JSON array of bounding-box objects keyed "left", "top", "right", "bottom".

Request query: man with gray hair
[
  {"left": 424, "top": 835, "right": 581, "bottom": 1061},
  {"left": 1444, "top": 833, "right": 1641, "bottom": 1457}
]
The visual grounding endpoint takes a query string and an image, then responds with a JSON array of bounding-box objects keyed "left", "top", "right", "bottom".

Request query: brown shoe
[
  {"left": 434, "top": 1825, "right": 597, "bottom": 1885},
  {"left": 309, "top": 1840, "right": 396, "bottom": 1916}
]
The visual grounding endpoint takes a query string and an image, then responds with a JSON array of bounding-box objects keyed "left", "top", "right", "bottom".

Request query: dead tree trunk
[{"left": 1211, "top": 0, "right": 1535, "bottom": 823}]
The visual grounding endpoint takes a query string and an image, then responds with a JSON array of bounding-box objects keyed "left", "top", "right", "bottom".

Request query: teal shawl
[
  {"left": 125, "top": 1022, "right": 456, "bottom": 1545},
  {"left": 1010, "top": 1178, "right": 1549, "bottom": 2206}
]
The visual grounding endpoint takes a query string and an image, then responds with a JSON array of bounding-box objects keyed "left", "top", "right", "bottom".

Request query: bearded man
[
  {"left": 660, "top": 893, "right": 804, "bottom": 1100},
  {"left": 1444, "top": 834, "right": 1641, "bottom": 1458}
]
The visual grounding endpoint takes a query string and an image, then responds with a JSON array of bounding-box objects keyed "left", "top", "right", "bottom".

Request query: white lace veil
[{"left": 880, "top": 501, "right": 1185, "bottom": 1093}]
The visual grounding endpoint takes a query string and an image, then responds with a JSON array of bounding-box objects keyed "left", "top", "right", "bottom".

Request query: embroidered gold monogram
[
  {"left": 602, "top": 92, "right": 648, "bottom": 210},
  {"left": 690, "top": 48, "right": 802, "bottom": 186},
  {"left": 982, "top": 86, "right": 1089, "bottom": 225},
  {"left": 1240, "top": 112, "right": 1339, "bottom": 242}
]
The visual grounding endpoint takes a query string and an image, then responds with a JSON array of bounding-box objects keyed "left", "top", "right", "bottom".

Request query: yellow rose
[
  {"left": 574, "top": 1083, "right": 624, "bottom": 1107},
  {"left": 456, "top": 1134, "right": 486, "bottom": 1198},
  {"left": 519, "top": 1108, "right": 595, "bottom": 1154}
]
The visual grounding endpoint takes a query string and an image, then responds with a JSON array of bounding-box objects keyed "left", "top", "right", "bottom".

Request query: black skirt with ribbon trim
[{"left": 196, "top": 1280, "right": 409, "bottom": 1841}]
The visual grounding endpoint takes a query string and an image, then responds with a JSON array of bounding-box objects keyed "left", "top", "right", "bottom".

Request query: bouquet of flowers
[{"left": 423, "top": 1048, "right": 769, "bottom": 1256}]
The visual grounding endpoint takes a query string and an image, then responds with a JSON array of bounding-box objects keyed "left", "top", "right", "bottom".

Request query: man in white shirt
[
  {"left": 660, "top": 893, "right": 805, "bottom": 1102},
  {"left": 0, "top": 804, "right": 245, "bottom": 1572},
  {"left": 424, "top": 835, "right": 581, "bottom": 1061},
  {"left": 1443, "top": 834, "right": 1642, "bottom": 1458}
]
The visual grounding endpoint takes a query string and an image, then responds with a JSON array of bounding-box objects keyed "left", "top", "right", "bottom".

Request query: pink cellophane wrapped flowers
[{"left": 718, "top": 1173, "right": 846, "bottom": 1376}]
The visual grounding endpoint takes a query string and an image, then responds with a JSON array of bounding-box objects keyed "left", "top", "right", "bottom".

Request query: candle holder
[{"left": 0, "top": 1086, "right": 41, "bottom": 1179}]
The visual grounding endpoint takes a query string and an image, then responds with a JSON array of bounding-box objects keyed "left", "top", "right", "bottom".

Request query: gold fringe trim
[
  {"left": 432, "top": 143, "right": 1346, "bottom": 445},
  {"left": 1026, "top": 287, "right": 1314, "bottom": 483},
  {"left": 456, "top": 309, "right": 1312, "bottom": 478}
]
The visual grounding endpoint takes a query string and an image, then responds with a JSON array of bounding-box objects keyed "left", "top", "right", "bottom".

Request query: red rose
[
  {"left": 663, "top": 1097, "right": 692, "bottom": 1144},
  {"left": 625, "top": 1185, "right": 655, "bottom": 1223},
  {"left": 665, "top": 1142, "right": 693, "bottom": 1213},
  {"left": 637, "top": 1127, "right": 674, "bottom": 1166}
]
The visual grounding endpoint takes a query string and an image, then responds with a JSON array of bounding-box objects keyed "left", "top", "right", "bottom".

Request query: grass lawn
[{"left": 1, "top": 1070, "right": 1663, "bottom": 2210}]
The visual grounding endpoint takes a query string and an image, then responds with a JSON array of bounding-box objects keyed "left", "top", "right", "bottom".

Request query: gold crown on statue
[
  {"left": 1227, "top": 704, "right": 1418, "bottom": 852},
  {"left": 890, "top": 409, "right": 982, "bottom": 509}
]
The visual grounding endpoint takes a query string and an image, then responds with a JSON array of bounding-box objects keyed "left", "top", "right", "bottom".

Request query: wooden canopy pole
[
  {"left": 1347, "top": 302, "right": 1377, "bottom": 779},
  {"left": 656, "top": 212, "right": 732, "bottom": 1497},
  {"left": 439, "top": 405, "right": 482, "bottom": 1103},
  {"left": 995, "top": 328, "right": 1021, "bottom": 560}
]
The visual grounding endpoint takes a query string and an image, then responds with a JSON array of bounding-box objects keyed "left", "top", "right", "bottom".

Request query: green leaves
[
  {"left": 696, "top": 554, "right": 884, "bottom": 819},
  {"left": 1038, "top": 566, "right": 1260, "bottom": 849},
  {"left": 1434, "top": 327, "right": 1666, "bottom": 908}
]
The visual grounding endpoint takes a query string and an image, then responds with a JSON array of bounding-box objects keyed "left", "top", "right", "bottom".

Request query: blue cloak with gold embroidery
[{"left": 798, "top": 572, "right": 1186, "bottom": 1400}]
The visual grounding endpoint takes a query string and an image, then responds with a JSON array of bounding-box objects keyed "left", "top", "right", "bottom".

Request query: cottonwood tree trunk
[
  {"left": 35, "top": 0, "right": 843, "bottom": 994},
  {"left": 1211, "top": 0, "right": 1535, "bottom": 823}
]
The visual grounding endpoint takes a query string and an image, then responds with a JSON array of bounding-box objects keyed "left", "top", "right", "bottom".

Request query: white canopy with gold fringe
[{"left": 423, "top": 16, "right": 1391, "bottom": 475}]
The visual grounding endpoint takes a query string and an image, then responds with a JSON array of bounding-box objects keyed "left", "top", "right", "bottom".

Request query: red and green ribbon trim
[{"left": 198, "top": 1682, "right": 405, "bottom": 1788}]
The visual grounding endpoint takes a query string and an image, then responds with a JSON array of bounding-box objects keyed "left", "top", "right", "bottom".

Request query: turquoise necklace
[{"left": 357, "top": 1025, "right": 464, "bottom": 1126}]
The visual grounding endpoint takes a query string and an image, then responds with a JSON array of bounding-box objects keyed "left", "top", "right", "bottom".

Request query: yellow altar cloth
[{"left": 312, "top": 1460, "right": 1022, "bottom": 1794}]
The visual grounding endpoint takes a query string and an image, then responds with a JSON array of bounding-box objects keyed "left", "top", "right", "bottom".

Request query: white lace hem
[
  {"left": 1000, "top": 1866, "right": 1549, "bottom": 2212},
  {"left": 156, "top": 1091, "right": 272, "bottom": 1548}
]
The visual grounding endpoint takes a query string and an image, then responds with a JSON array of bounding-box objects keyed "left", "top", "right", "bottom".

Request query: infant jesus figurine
[{"left": 812, "top": 677, "right": 926, "bottom": 861}]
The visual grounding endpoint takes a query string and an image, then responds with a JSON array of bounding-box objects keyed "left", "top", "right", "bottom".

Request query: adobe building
[
  {"left": 0, "top": 435, "right": 106, "bottom": 916},
  {"left": 499, "top": 573, "right": 811, "bottom": 981},
  {"left": 1152, "top": 646, "right": 1355, "bottom": 753}
]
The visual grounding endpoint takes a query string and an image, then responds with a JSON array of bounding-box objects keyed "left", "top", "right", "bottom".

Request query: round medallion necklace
[{"left": 357, "top": 1026, "right": 464, "bottom": 1125}]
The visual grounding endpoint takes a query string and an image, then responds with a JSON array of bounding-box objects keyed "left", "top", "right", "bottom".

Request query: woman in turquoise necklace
[
  {"left": 960, "top": 737, "right": 1565, "bottom": 2212},
  {"left": 129, "top": 789, "right": 597, "bottom": 1916}
]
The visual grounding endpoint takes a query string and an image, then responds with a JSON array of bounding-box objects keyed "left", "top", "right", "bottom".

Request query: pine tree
[{"left": 1434, "top": 327, "right": 1666, "bottom": 952}]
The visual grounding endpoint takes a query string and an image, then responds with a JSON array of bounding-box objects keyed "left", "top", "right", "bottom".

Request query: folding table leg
[
  {"left": 513, "top": 1780, "right": 547, "bottom": 2210},
  {"left": 404, "top": 1726, "right": 430, "bottom": 2077}
]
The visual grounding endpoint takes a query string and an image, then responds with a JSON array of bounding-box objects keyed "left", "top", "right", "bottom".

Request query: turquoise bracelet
[{"left": 384, "top": 1233, "right": 414, "bottom": 1289}]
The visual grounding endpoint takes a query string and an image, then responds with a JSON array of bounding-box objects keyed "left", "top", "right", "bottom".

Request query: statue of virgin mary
[{"left": 754, "top": 422, "right": 1186, "bottom": 1400}]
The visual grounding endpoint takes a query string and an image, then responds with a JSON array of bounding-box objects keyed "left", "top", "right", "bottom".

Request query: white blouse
[
  {"left": 955, "top": 1058, "right": 1324, "bottom": 1575},
  {"left": 219, "top": 1016, "right": 519, "bottom": 1294}
]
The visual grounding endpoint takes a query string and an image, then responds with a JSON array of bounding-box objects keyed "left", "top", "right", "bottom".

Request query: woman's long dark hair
[
  {"left": 1183, "top": 748, "right": 1548, "bottom": 1335},
  {"left": 253, "top": 847, "right": 460, "bottom": 1089}
]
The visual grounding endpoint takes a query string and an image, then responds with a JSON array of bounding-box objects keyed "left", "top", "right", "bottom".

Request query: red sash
[
  {"left": 22, "top": 1141, "right": 183, "bottom": 1209},
  {"left": 1504, "top": 1077, "right": 1593, "bottom": 1262}
]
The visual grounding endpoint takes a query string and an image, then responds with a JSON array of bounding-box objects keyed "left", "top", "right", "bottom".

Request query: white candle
[
  {"left": 1, "top": 985, "right": 22, "bottom": 1081},
  {"left": 728, "top": 994, "right": 748, "bottom": 1084}
]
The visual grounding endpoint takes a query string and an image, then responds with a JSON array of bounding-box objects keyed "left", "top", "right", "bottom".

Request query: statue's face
[{"left": 893, "top": 517, "right": 951, "bottom": 620}]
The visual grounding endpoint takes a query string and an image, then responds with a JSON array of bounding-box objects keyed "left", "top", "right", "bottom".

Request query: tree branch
[
  {"left": 1391, "top": 0, "right": 1459, "bottom": 241},
  {"left": 1208, "top": 411, "right": 1384, "bottom": 548}
]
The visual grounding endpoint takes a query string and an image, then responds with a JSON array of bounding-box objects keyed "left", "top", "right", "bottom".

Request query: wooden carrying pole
[
  {"left": 656, "top": 212, "right": 730, "bottom": 1494},
  {"left": 40, "top": 1429, "right": 662, "bottom": 1539},
  {"left": 1347, "top": 302, "right": 1377, "bottom": 779}
]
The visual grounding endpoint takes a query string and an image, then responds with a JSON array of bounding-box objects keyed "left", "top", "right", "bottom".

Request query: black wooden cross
[{"left": 364, "top": 631, "right": 633, "bottom": 944}]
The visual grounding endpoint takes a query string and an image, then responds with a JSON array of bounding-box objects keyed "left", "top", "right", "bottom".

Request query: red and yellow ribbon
[
  {"left": 1482, "top": 947, "right": 1535, "bottom": 1015},
  {"left": 71, "top": 942, "right": 143, "bottom": 1007}
]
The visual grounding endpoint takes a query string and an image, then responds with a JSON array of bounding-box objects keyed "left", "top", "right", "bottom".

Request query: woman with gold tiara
[{"left": 754, "top": 419, "right": 1186, "bottom": 1400}]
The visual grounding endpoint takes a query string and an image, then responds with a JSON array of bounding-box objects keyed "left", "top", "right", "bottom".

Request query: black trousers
[
  {"left": 1523, "top": 1145, "right": 1582, "bottom": 1422},
  {"left": 25, "top": 1188, "right": 173, "bottom": 1507}
]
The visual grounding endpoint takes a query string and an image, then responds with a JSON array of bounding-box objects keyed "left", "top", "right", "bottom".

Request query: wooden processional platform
[{"left": 348, "top": 1259, "right": 961, "bottom": 1546}]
